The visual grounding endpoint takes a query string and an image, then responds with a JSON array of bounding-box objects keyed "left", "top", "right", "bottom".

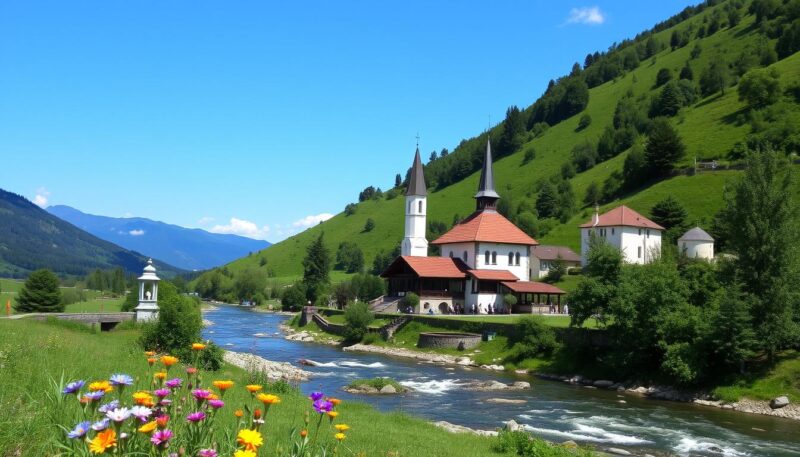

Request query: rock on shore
[
  {"left": 223, "top": 350, "right": 311, "bottom": 382},
  {"left": 433, "top": 421, "right": 498, "bottom": 437},
  {"left": 343, "top": 343, "right": 476, "bottom": 366},
  {"left": 462, "top": 380, "right": 531, "bottom": 391}
]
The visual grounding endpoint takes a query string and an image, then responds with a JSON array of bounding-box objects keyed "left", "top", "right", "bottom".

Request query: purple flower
[
  {"left": 208, "top": 399, "right": 224, "bottom": 409},
  {"left": 62, "top": 380, "right": 85, "bottom": 395},
  {"left": 109, "top": 373, "right": 134, "bottom": 386},
  {"left": 198, "top": 449, "right": 218, "bottom": 457},
  {"left": 191, "top": 389, "right": 212, "bottom": 401},
  {"left": 309, "top": 391, "right": 324, "bottom": 401},
  {"left": 91, "top": 418, "right": 110, "bottom": 431},
  {"left": 186, "top": 411, "right": 206, "bottom": 422},
  {"left": 154, "top": 388, "right": 171, "bottom": 398},
  {"left": 159, "top": 399, "right": 173, "bottom": 407},
  {"left": 98, "top": 400, "right": 120, "bottom": 414},
  {"left": 67, "top": 421, "right": 90, "bottom": 439},
  {"left": 313, "top": 399, "right": 333, "bottom": 414},
  {"left": 84, "top": 390, "right": 105, "bottom": 401},
  {"left": 165, "top": 378, "right": 182, "bottom": 389},
  {"left": 151, "top": 429, "right": 173, "bottom": 448}
]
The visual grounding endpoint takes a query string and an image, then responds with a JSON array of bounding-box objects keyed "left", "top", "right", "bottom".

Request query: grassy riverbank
[{"left": 0, "top": 318, "right": 589, "bottom": 457}]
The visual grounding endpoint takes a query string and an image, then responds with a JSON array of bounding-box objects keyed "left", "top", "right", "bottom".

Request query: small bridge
[{"left": 14, "top": 312, "right": 135, "bottom": 331}]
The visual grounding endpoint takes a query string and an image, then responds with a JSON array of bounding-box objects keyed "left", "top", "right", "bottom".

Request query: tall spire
[
  {"left": 406, "top": 147, "right": 427, "bottom": 196},
  {"left": 475, "top": 138, "right": 500, "bottom": 210}
]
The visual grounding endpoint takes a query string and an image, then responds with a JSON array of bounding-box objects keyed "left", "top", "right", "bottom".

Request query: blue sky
[{"left": 0, "top": 1, "right": 695, "bottom": 242}]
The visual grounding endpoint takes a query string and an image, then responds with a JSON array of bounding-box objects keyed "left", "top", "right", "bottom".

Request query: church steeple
[
  {"left": 406, "top": 147, "right": 427, "bottom": 196},
  {"left": 475, "top": 138, "right": 500, "bottom": 210}
]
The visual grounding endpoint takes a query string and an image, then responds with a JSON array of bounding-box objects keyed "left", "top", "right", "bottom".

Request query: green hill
[
  {"left": 196, "top": 0, "right": 800, "bottom": 289},
  {"left": 0, "top": 188, "right": 182, "bottom": 278}
]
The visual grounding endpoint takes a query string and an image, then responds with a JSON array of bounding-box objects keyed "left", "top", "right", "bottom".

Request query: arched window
[
  {"left": 491, "top": 251, "right": 497, "bottom": 264},
  {"left": 463, "top": 251, "right": 468, "bottom": 262},
  {"left": 419, "top": 201, "right": 423, "bottom": 213},
  {"left": 515, "top": 252, "right": 521, "bottom": 265},
  {"left": 449, "top": 251, "right": 454, "bottom": 258},
  {"left": 484, "top": 250, "right": 490, "bottom": 264},
  {"left": 508, "top": 252, "right": 514, "bottom": 265}
]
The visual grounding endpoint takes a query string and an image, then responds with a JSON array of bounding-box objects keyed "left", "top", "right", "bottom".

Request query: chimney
[{"left": 592, "top": 204, "right": 600, "bottom": 227}]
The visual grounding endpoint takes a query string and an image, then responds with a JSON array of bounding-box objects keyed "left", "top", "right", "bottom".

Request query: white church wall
[
  {"left": 474, "top": 242, "right": 529, "bottom": 281},
  {"left": 581, "top": 226, "right": 662, "bottom": 265},
  {"left": 440, "top": 242, "right": 475, "bottom": 268},
  {"left": 402, "top": 195, "right": 428, "bottom": 256},
  {"left": 680, "top": 240, "right": 714, "bottom": 260}
]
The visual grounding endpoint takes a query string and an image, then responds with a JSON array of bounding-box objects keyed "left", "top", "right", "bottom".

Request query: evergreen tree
[
  {"left": 14, "top": 269, "right": 63, "bottom": 313},
  {"left": 650, "top": 81, "right": 684, "bottom": 117},
  {"left": 363, "top": 218, "right": 375, "bottom": 232},
  {"left": 499, "top": 106, "right": 525, "bottom": 156},
  {"left": 622, "top": 143, "right": 647, "bottom": 190},
  {"left": 650, "top": 196, "right": 688, "bottom": 243},
  {"left": 302, "top": 232, "right": 331, "bottom": 303},
  {"left": 429, "top": 150, "right": 438, "bottom": 163},
  {"left": 776, "top": 20, "right": 800, "bottom": 59},
  {"left": 707, "top": 286, "right": 756, "bottom": 374},
  {"left": 394, "top": 174, "right": 402, "bottom": 188},
  {"left": 583, "top": 181, "right": 600, "bottom": 206},
  {"left": 738, "top": 68, "right": 781, "bottom": 108},
  {"left": 556, "top": 180, "right": 576, "bottom": 222},
  {"left": 721, "top": 151, "right": 799, "bottom": 359},
  {"left": 645, "top": 118, "right": 685, "bottom": 176},
  {"left": 535, "top": 182, "right": 559, "bottom": 219},
  {"left": 679, "top": 63, "right": 693, "bottom": 81},
  {"left": 655, "top": 68, "right": 673, "bottom": 87},
  {"left": 335, "top": 241, "right": 365, "bottom": 273},
  {"left": 699, "top": 61, "right": 729, "bottom": 96}
]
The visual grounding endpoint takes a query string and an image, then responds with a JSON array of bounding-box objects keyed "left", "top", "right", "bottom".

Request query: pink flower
[
  {"left": 186, "top": 411, "right": 206, "bottom": 422},
  {"left": 154, "top": 388, "right": 170, "bottom": 398},
  {"left": 165, "top": 378, "right": 182, "bottom": 389},
  {"left": 198, "top": 449, "right": 218, "bottom": 457},
  {"left": 191, "top": 389, "right": 212, "bottom": 403},
  {"left": 208, "top": 399, "right": 224, "bottom": 409},
  {"left": 151, "top": 429, "right": 173, "bottom": 448}
]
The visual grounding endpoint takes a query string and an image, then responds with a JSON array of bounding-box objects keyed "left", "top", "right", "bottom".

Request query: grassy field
[
  {"left": 712, "top": 351, "right": 800, "bottom": 403},
  {"left": 0, "top": 278, "right": 125, "bottom": 315},
  {"left": 0, "top": 318, "right": 579, "bottom": 457},
  {"left": 193, "top": 3, "right": 800, "bottom": 284},
  {"left": 63, "top": 296, "right": 124, "bottom": 313}
]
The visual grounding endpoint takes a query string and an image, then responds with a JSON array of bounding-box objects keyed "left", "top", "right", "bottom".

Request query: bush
[
  {"left": 400, "top": 292, "right": 419, "bottom": 313},
  {"left": 576, "top": 114, "right": 592, "bottom": 131},
  {"left": 506, "top": 316, "right": 559, "bottom": 362},
  {"left": 281, "top": 283, "right": 307, "bottom": 311},
  {"left": 343, "top": 301, "right": 374, "bottom": 343},
  {"left": 502, "top": 293, "right": 518, "bottom": 308},
  {"left": 60, "top": 288, "right": 87, "bottom": 306},
  {"left": 362, "top": 332, "right": 382, "bottom": 345}
]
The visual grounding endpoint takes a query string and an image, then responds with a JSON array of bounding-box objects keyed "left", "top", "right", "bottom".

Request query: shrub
[
  {"left": 502, "top": 293, "right": 518, "bottom": 308},
  {"left": 363, "top": 218, "right": 376, "bottom": 232},
  {"left": 400, "top": 292, "right": 419, "bottom": 313},
  {"left": 506, "top": 316, "right": 559, "bottom": 362},
  {"left": 576, "top": 114, "right": 592, "bottom": 131},
  {"left": 281, "top": 283, "right": 307, "bottom": 311},
  {"left": 343, "top": 301, "right": 374, "bottom": 343},
  {"left": 738, "top": 67, "right": 781, "bottom": 108}
]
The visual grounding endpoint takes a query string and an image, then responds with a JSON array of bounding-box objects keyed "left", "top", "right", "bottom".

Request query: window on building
[
  {"left": 485, "top": 251, "right": 490, "bottom": 264},
  {"left": 419, "top": 201, "right": 423, "bottom": 213},
  {"left": 611, "top": 228, "right": 615, "bottom": 235},
  {"left": 638, "top": 247, "right": 642, "bottom": 258},
  {"left": 491, "top": 251, "right": 497, "bottom": 264},
  {"left": 638, "top": 228, "right": 642, "bottom": 236},
  {"left": 647, "top": 229, "right": 650, "bottom": 238},
  {"left": 515, "top": 252, "right": 521, "bottom": 265},
  {"left": 463, "top": 251, "right": 468, "bottom": 262},
  {"left": 449, "top": 251, "right": 453, "bottom": 258},
  {"left": 508, "top": 252, "right": 514, "bottom": 265}
]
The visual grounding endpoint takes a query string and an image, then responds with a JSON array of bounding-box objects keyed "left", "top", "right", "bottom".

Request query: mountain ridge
[{"left": 47, "top": 205, "right": 270, "bottom": 271}]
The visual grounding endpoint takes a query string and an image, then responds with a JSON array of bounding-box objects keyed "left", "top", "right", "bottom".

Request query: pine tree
[
  {"left": 394, "top": 174, "right": 402, "bottom": 188},
  {"left": 302, "top": 232, "right": 331, "bottom": 303},
  {"left": 650, "top": 196, "right": 688, "bottom": 243},
  {"left": 14, "top": 269, "right": 63, "bottom": 313},
  {"left": 583, "top": 181, "right": 600, "bottom": 206},
  {"left": 645, "top": 118, "right": 685, "bottom": 176},
  {"left": 535, "top": 182, "right": 559, "bottom": 219}
]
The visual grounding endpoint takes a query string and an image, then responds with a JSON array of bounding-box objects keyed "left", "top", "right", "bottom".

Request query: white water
[{"left": 399, "top": 378, "right": 462, "bottom": 395}]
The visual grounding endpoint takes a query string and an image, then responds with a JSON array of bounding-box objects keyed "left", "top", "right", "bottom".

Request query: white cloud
[
  {"left": 33, "top": 187, "right": 50, "bottom": 207},
  {"left": 566, "top": 6, "right": 605, "bottom": 25},
  {"left": 129, "top": 229, "right": 145, "bottom": 236},
  {"left": 197, "top": 216, "right": 215, "bottom": 225},
  {"left": 210, "top": 217, "right": 271, "bottom": 240},
  {"left": 292, "top": 213, "right": 334, "bottom": 228}
]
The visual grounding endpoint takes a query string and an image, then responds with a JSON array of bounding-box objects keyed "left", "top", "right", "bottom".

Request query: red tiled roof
[
  {"left": 531, "top": 245, "right": 581, "bottom": 262},
  {"left": 579, "top": 205, "right": 664, "bottom": 230},
  {"left": 432, "top": 210, "right": 538, "bottom": 246},
  {"left": 501, "top": 281, "right": 566, "bottom": 294},
  {"left": 382, "top": 256, "right": 469, "bottom": 279},
  {"left": 468, "top": 269, "right": 519, "bottom": 281}
]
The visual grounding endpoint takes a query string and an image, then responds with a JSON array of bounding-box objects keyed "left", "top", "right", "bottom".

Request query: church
[{"left": 380, "top": 141, "right": 566, "bottom": 315}]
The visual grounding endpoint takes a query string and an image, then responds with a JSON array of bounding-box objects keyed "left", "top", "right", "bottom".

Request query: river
[{"left": 202, "top": 305, "right": 800, "bottom": 456}]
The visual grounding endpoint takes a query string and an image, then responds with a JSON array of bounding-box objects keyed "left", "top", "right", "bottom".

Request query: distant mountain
[
  {"left": 0, "top": 189, "right": 181, "bottom": 278},
  {"left": 47, "top": 205, "right": 270, "bottom": 271}
]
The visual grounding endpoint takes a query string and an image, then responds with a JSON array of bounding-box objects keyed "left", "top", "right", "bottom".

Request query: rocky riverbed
[
  {"left": 342, "top": 343, "right": 476, "bottom": 366},
  {"left": 222, "top": 350, "right": 311, "bottom": 382}
]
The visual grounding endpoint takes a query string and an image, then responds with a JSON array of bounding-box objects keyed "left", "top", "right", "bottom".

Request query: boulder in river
[
  {"left": 433, "top": 421, "right": 498, "bottom": 437},
  {"left": 504, "top": 419, "right": 524, "bottom": 432},
  {"left": 606, "top": 447, "right": 632, "bottom": 455},
  {"left": 487, "top": 398, "right": 527, "bottom": 404},
  {"left": 462, "top": 380, "right": 530, "bottom": 391},
  {"left": 379, "top": 384, "right": 398, "bottom": 394}
]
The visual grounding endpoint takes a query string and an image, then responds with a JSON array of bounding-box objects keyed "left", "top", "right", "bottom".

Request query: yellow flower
[
  {"left": 327, "top": 411, "right": 339, "bottom": 419},
  {"left": 335, "top": 424, "right": 350, "bottom": 432},
  {"left": 256, "top": 393, "right": 281, "bottom": 405},
  {"left": 144, "top": 351, "right": 156, "bottom": 356},
  {"left": 335, "top": 432, "right": 346, "bottom": 441},
  {"left": 138, "top": 421, "right": 157, "bottom": 434},
  {"left": 212, "top": 380, "right": 234, "bottom": 391},
  {"left": 89, "top": 429, "right": 117, "bottom": 454},
  {"left": 153, "top": 372, "right": 167, "bottom": 381},
  {"left": 245, "top": 384, "right": 262, "bottom": 393},
  {"left": 191, "top": 343, "right": 206, "bottom": 350},
  {"left": 132, "top": 391, "right": 154, "bottom": 406},
  {"left": 237, "top": 429, "right": 264, "bottom": 451},
  {"left": 88, "top": 381, "right": 113, "bottom": 393},
  {"left": 234, "top": 451, "right": 257, "bottom": 457},
  {"left": 234, "top": 409, "right": 244, "bottom": 418},
  {"left": 208, "top": 393, "right": 219, "bottom": 400},
  {"left": 160, "top": 355, "right": 178, "bottom": 367}
]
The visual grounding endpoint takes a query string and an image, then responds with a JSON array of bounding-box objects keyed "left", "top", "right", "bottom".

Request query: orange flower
[
  {"left": 138, "top": 421, "right": 157, "bottom": 434},
  {"left": 300, "top": 429, "right": 308, "bottom": 438},
  {"left": 144, "top": 351, "right": 156, "bottom": 356},
  {"left": 191, "top": 342, "right": 206, "bottom": 350},
  {"left": 208, "top": 393, "right": 219, "bottom": 400},
  {"left": 253, "top": 408, "right": 262, "bottom": 419},
  {"left": 160, "top": 355, "right": 178, "bottom": 367},
  {"left": 153, "top": 371, "right": 167, "bottom": 380},
  {"left": 133, "top": 391, "right": 154, "bottom": 406},
  {"left": 89, "top": 429, "right": 117, "bottom": 454},
  {"left": 88, "top": 381, "right": 113, "bottom": 393},
  {"left": 234, "top": 409, "right": 244, "bottom": 418},
  {"left": 329, "top": 398, "right": 342, "bottom": 406},
  {"left": 212, "top": 380, "right": 234, "bottom": 391},
  {"left": 327, "top": 411, "right": 339, "bottom": 419},
  {"left": 256, "top": 393, "right": 281, "bottom": 405},
  {"left": 147, "top": 357, "right": 156, "bottom": 366},
  {"left": 246, "top": 384, "right": 262, "bottom": 393},
  {"left": 156, "top": 415, "right": 169, "bottom": 429}
]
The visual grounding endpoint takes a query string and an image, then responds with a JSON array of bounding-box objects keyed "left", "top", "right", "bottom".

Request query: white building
[
  {"left": 678, "top": 227, "right": 714, "bottom": 260},
  {"left": 134, "top": 258, "right": 160, "bottom": 322},
  {"left": 401, "top": 148, "right": 429, "bottom": 257},
  {"left": 382, "top": 140, "right": 566, "bottom": 314},
  {"left": 579, "top": 205, "right": 664, "bottom": 265},
  {"left": 531, "top": 245, "right": 581, "bottom": 279}
]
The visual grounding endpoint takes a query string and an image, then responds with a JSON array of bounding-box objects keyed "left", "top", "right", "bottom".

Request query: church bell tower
[{"left": 401, "top": 146, "right": 428, "bottom": 257}]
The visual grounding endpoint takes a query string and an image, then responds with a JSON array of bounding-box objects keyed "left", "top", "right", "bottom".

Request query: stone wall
[{"left": 418, "top": 332, "right": 482, "bottom": 350}]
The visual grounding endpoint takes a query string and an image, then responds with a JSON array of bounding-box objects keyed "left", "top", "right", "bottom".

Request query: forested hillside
[
  {"left": 0, "top": 189, "right": 181, "bottom": 278},
  {"left": 195, "top": 0, "right": 800, "bottom": 292}
]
